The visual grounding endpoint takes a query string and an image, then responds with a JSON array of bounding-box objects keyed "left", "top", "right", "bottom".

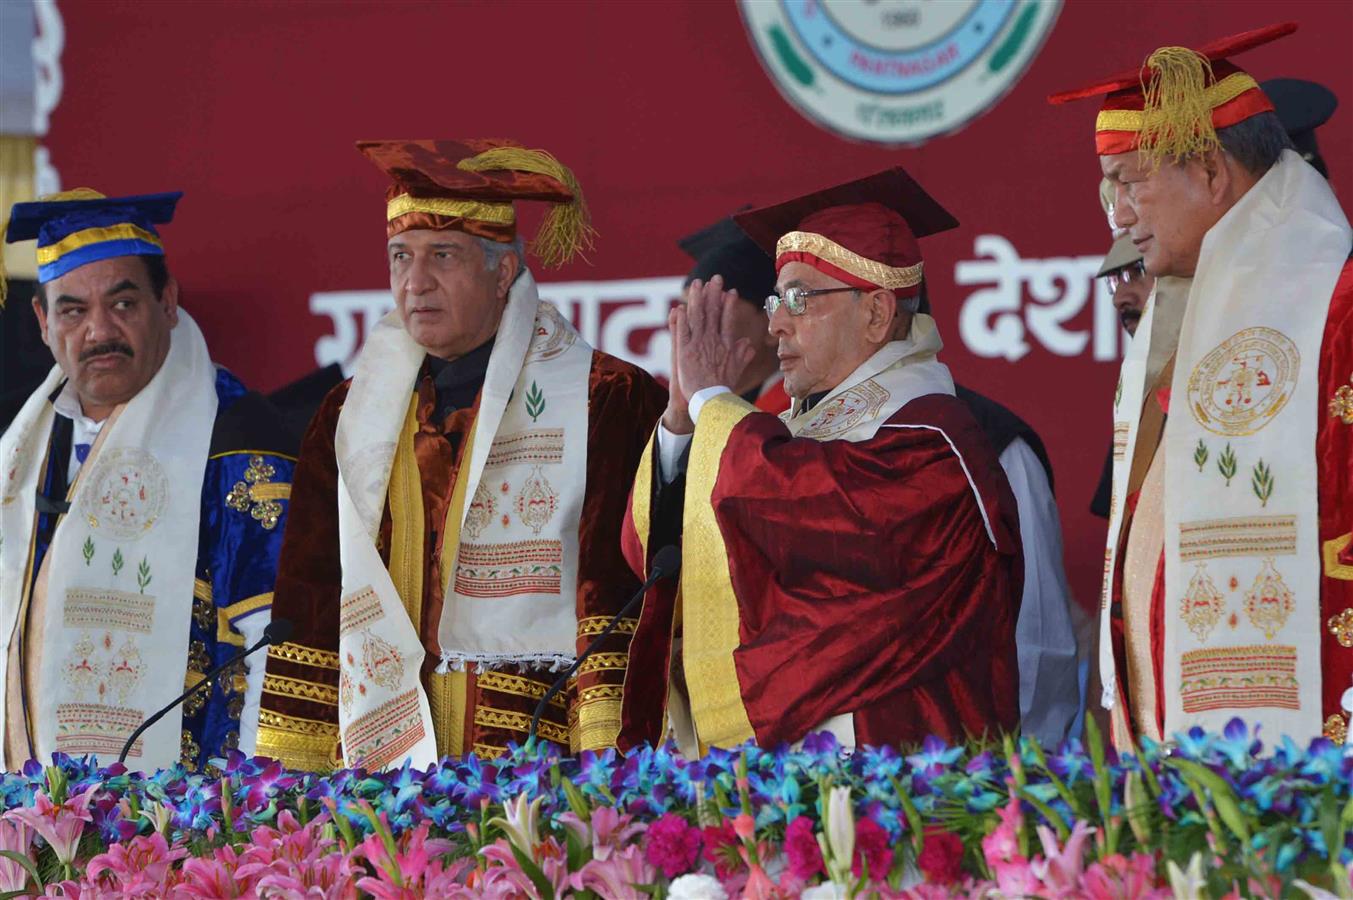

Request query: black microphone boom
[
  {"left": 117, "top": 618, "right": 294, "bottom": 765},
  {"left": 526, "top": 545, "right": 681, "bottom": 747}
]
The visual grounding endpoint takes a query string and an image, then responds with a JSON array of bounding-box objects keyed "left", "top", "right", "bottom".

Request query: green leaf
[
  {"left": 768, "top": 25, "right": 815, "bottom": 88},
  {"left": 508, "top": 840, "right": 557, "bottom": 900},
  {"left": 1193, "top": 439, "right": 1209, "bottom": 472},
  {"left": 112, "top": 547, "right": 125, "bottom": 576},
  {"left": 1217, "top": 443, "right": 1237, "bottom": 486},
  {"left": 525, "top": 381, "right": 546, "bottom": 422},
  {"left": 1250, "top": 459, "right": 1274, "bottom": 507},
  {"left": 988, "top": 2, "right": 1039, "bottom": 73},
  {"left": 1017, "top": 786, "right": 1070, "bottom": 841},
  {"left": 82, "top": 536, "right": 95, "bottom": 565},
  {"left": 0, "top": 850, "right": 42, "bottom": 891},
  {"left": 1167, "top": 758, "right": 1250, "bottom": 846}
]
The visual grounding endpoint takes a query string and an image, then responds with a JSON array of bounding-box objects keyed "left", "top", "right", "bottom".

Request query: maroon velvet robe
[
  {"left": 259, "top": 352, "right": 665, "bottom": 769},
  {"left": 618, "top": 392, "right": 1022, "bottom": 752}
]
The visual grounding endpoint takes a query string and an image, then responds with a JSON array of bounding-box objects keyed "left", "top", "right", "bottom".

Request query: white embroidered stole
[
  {"left": 332, "top": 271, "right": 591, "bottom": 770},
  {"left": 1101, "top": 151, "right": 1351, "bottom": 740},
  {"left": 0, "top": 311, "right": 217, "bottom": 770}
]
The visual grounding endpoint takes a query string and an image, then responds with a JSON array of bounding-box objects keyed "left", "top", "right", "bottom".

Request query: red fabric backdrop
[{"left": 43, "top": 0, "right": 1353, "bottom": 613}]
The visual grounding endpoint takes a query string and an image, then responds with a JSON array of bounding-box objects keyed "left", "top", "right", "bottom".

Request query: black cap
[
  {"left": 1261, "top": 78, "right": 1338, "bottom": 179},
  {"left": 677, "top": 215, "right": 775, "bottom": 308}
]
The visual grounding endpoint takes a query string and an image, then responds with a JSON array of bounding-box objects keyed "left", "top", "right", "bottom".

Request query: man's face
[
  {"left": 388, "top": 229, "right": 516, "bottom": 359},
  {"left": 35, "top": 255, "right": 178, "bottom": 419},
  {"left": 1100, "top": 151, "right": 1220, "bottom": 278},
  {"left": 769, "top": 261, "right": 884, "bottom": 398},
  {"left": 1109, "top": 265, "right": 1154, "bottom": 336}
]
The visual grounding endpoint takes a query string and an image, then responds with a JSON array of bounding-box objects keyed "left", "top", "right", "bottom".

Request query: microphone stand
[
  {"left": 526, "top": 547, "right": 680, "bottom": 748},
  {"left": 117, "top": 619, "right": 292, "bottom": 765}
]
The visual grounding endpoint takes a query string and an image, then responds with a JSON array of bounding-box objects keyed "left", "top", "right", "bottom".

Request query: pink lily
[
  {"left": 82, "top": 832, "right": 188, "bottom": 897},
  {"left": 0, "top": 818, "right": 35, "bottom": 893},
  {"left": 571, "top": 844, "right": 658, "bottom": 897},
  {"left": 1031, "top": 820, "right": 1096, "bottom": 896},
  {"left": 4, "top": 785, "right": 97, "bottom": 866}
]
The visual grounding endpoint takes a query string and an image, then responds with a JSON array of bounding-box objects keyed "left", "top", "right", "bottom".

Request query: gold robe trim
[
  {"left": 217, "top": 592, "right": 273, "bottom": 646},
  {"left": 682, "top": 392, "right": 757, "bottom": 749}
]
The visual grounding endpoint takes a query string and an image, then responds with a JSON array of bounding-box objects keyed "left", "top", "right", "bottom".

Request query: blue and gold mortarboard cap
[{"left": 5, "top": 188, "right": 181, "bottom": 285}]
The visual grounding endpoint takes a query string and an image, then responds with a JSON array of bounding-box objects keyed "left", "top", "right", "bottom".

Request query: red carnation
[
  {"left": 784, "top": 816, "right": 824, "bottom": 880},
  {"left": 644, "top": 812, "right": 702, "bottom": 878},
  {"left": 701, "top": 820, "right": 740, "bottom": 878},
  {"left": 916, "top": 827, "right": 965, "bottom": 885},
  {"left": 851, "top": 817, "right": 893, "bottom": 881}
]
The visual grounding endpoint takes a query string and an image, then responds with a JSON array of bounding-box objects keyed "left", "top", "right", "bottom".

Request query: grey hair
[
  {"left": 1216, "top": 111, "right": 1294, "bottom": 176},
  {"left": 477, "top": 234, "right": 527, "bottom": 280}
]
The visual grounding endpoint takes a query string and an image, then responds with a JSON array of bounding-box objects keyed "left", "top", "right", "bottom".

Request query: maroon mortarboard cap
[
  {"left": 356, "top": 139, "right": 591, "bottom": 266},
  {"left": 733, "top": 167, "right": 957, "bottom": 293},
  {"left": 1047, "top": 23, "right": 1293, "bottom": 158}
]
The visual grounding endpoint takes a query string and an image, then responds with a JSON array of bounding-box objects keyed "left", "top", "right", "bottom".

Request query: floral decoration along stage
[{"left": 0, "top": 719, "right": 1349, "bottom": 899}]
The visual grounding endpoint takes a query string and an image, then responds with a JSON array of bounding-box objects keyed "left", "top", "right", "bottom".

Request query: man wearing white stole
[
  {"left": 260, "top": 141, "right": 665, "bottom": 770},
  {"left": 1051, "top": 22, "right": 1353, "bottom": 746},
  {"left": 1, "top": 190, "right": 294, "bottom": 772}
]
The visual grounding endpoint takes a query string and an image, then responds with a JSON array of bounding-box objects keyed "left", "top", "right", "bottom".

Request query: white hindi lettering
[
  {"left": 309, "top": 276, "right": 685, "bottom": 377},
  {"left": 955, "top": 234, "right": 1123, "bottom": 362}
]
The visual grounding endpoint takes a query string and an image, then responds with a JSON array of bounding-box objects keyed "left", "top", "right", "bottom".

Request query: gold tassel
[
  {"left": 1138, "top": 47, "right": 1217, "bottom": 167},
  {"left": 457, "top": 147, "right": 595, "bottom": 267},
  {"left": 40, "top": 187, "right": 106, "bottom": 202}
]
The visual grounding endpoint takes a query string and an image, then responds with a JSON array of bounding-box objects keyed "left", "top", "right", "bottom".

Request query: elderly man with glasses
[{"left": 615, "top": 168, "right": 1025, "bottom": 754}]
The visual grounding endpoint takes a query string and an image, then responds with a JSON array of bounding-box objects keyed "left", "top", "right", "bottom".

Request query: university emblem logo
[
  {"left": 80, "top": 447, "right": 169, "bottom": 540},
  {"left": 1186, "top": 327, "right": 1300, "bottom": 437},
  {"left": 739, "top": 0, "right": 1061, "bottom": 145}
]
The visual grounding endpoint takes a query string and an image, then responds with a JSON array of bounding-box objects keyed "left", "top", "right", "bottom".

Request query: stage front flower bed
[{"left": 0, "top": 720, "right": 1349, "bottom": 898}]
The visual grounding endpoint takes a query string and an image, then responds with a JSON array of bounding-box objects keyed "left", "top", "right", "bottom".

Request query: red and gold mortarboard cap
[
  {"left": 1048, "top": 22, "right": 1295, "bottom": 161},
  {"left": 733, "top": 167, "right": 958, "bottom": 293},
  {"left": 356, "top": 139, "right": 594, "bottom": 267}
]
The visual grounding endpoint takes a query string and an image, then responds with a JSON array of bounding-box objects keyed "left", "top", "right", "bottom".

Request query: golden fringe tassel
[
  {"left": 458, "top": 147, "right": 595, "bottom": 267},
  {"left": 1138, "top": 47, "right": 1218, "bottom": 167}
]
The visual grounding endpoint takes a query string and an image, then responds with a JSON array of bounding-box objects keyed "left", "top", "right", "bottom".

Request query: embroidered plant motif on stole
[
  {"left": 1180, "top": 564, "right": 1225, "bottom": 642},
  {"left": 1243, "top": 559, "right": 1295, "bottom": 639}
]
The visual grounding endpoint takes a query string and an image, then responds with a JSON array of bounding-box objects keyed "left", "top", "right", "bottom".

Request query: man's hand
[
  {"left": 673, "top": 275, "right": 756, "bottom": 401},
  {"left": 661, "top": 305, "right": 694, "bottom": 434}
]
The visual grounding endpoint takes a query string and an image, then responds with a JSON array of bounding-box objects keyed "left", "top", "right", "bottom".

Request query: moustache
[{"left": 79, "top": 342, "right": 134, "bottom": 362}]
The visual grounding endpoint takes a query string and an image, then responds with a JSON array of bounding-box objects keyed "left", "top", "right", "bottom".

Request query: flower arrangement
[{"left": 0, "top": 719, "right": 1348, "bottom": 898}]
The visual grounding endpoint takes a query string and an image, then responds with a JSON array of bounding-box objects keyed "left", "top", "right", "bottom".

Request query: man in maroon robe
[{"left": 618, "top": 169, "right": 1022, "bottom": 754}]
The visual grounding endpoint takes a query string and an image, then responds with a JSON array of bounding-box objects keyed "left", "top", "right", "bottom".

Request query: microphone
[
  {"left": 117, "top": 618, "right": 294, "bottom": 764},
  {"left": 527, "top": 545, "right": 681, "bottom": 748}
]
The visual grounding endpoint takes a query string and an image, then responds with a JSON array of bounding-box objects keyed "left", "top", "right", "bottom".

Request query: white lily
[
  {"left": 489, "top": 791, "right": 543, "bottom": 857},
  {"left": 821, "top": 784, "right": 856, "bottom": 887},
  {"left": 1166, "top": 851, "right": 1207, "bottom": 900}
]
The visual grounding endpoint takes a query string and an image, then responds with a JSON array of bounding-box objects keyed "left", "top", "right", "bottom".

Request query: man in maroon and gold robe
[
  {"left": 618, "top": 169, "right": 1023, "bottom": 754},
  {"left": 1051, "top": 24, "right": 1353, "bottom": 746},
  {"left": 259, "top": 141, "right": 664, "bottom": 770}
]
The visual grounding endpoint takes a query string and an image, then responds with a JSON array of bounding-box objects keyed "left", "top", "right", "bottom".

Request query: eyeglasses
[
  {"left": 1100, "top": 260, "right": 1146, "bottom": 293},
  {"left": 764, "top": 286, "right": 857, "bottom": 317}
]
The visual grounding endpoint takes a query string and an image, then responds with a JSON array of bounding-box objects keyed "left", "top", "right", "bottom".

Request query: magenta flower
[
  {"left": 4, "top": 785, "right": 97, "bottom": 866},
  {"left": 785, "top": 816, "right": 825, "bottom": 880},
  {"left": 82, "top": 832, "right": 187, "bottom": 896},
  {"left": 851, "top": 816, "right": 892, "bottom": 881},
  {"left": 643, "top": 812, "right": 702, "bottom": 878},
  {"left": 176, "top": 844, "right": 255, "bottom": 899}
]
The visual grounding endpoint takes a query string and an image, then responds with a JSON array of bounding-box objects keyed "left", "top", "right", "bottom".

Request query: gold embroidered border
[
  {"left": 193, "top": 578, "right": 212, "bottom": 602},
  {"left": 428, "top": 669, "right": 467, "bottom": 758},
  {"left": 775, "top": 231, "right": 924, "bottom": 290},
  {"left": 268, "top": 641, "right": 341, "bottom": 671},
  {"left": 35, "top": 223, "right": 163, "bottom": 265},
  {"left": 577, "top": 652, "right": 628, "bottom": 675},
  {"left": 217, "top": 592, "right": 273, "bottom": 646},
  {"left": 682, "top": 392, "right": 757, "bottom": 748},
  {"left": 576, "top": 698, "right": 622, "bottom": 752},
  {"left": 1096, "top": 73, "right": 1259, "bottom": 133},
  {"left": 387, "top": 194, "right": 516, "bottom": 225},
  {"left": 1325, "top": 533, "right": 1353, "bottom": 581},
  {"left": 477, "top": 670, "right": 566, "bottom": 707},
  {"left": 473, "top": 706, "right": 570, "bottom": 744},
  {"left": 263, "top": 672, "right": 339, "bottom": 707},
  {"left": 256, "top": 722, "right": 339, "bottom": 772},
  {"left": 578, "top": 616, "right": 639, "bottom": 636},
  {"left": 580, "top": 684, "right": 625, "bottom": 704},
  {"left": 209, "top": 448, "right": 298, "bottom": 463},
  {"left": 632, "top": 431, "right": 656, "bottom": 565},
  {"left": 473, "top": 742, "right": 508, "bottom": 759}
]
